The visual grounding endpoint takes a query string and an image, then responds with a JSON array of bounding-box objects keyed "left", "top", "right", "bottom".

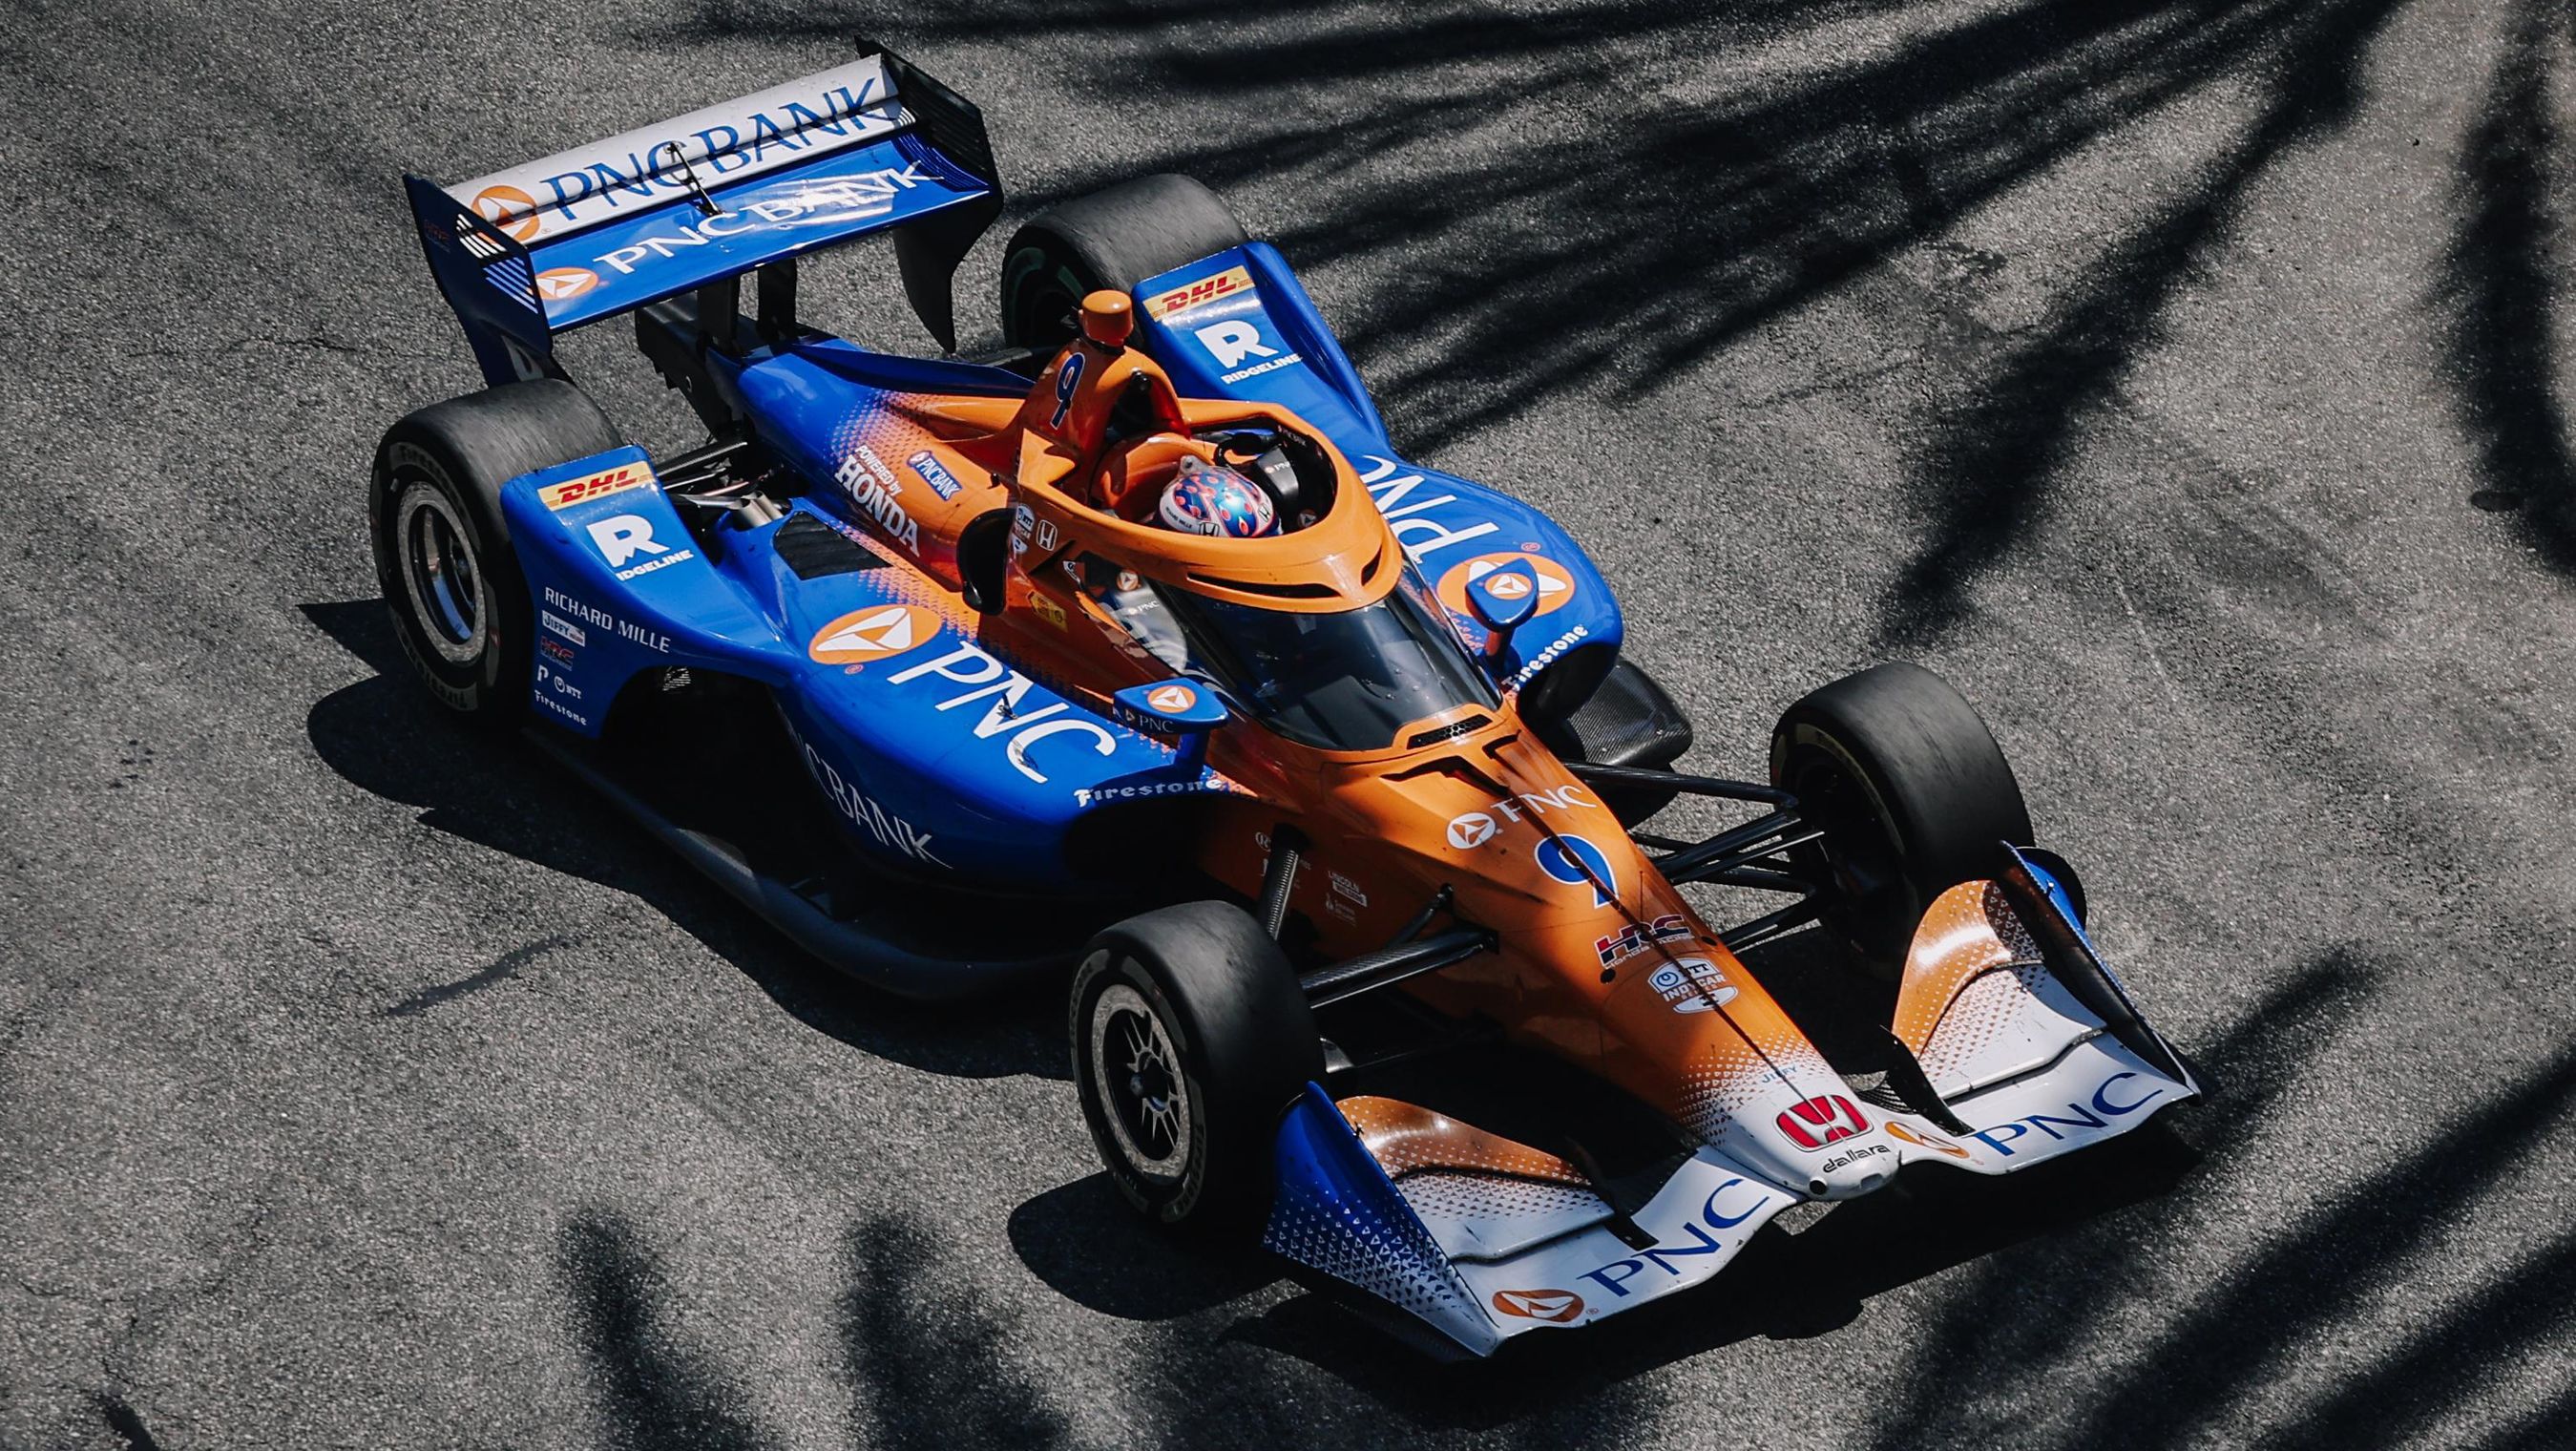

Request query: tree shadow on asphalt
[
  {"left": 542, "top": 946, "right": 2525, "bottom": 1448},
  {"left": 661, "top": 0, "right": 2410, "bottom": 646},
  {"left": 2439, "top": 0, "right": 2576, "bottom": 573},
  {"left": 298, "top": 599, "right": 1067, "bottom": 1083}
]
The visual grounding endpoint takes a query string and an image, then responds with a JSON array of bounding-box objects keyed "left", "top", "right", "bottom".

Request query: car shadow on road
[{"left": 300, "top": 599, "right": 1069, "bottom": 1083}]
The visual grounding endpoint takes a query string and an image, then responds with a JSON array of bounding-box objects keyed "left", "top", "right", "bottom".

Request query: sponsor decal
[
  {"left": 584, "top": 515, "right": 697, "bottom": 581},
  {"left": 1033, "top": 518, "right": 1060, "bottom": 554},
  {"left": 1325, "top": 896, "right": 1358, "bottom": 924},
  {"left": 885, "top": 642, "right": 1120, "bottom": 786},
  {"left": 788, "top": 723, "right": 947, "bottom": 868},
  {"left": 540, "top": 611, "right": 587, "bottom": 647},
  {"left": 1820, "top": 1142, "right": 1893, "bottom": 1174},
  {"left": 538, "top": 462, "right": 651, "bottom": 512},
  {"left": 1775, "top": 1095, "right": 1870, "bottom": 1151},
  {"left": 471, "top": 184, "right": 543, "bottom": 242},
  {"left": 539, "top": 637, "right": 577, "bottom": 664},
  {"left": 1445, "top": 785, "right": 1593, "bottom": 852},
  {"left": 534, "top": 267, "right": 600, "bottom": 302},
  {"left": 1884, "top": 1122, "right": 1972, "bottom": 1160},
  {"left": 1359, "top": 455, "right": 1500, "bottom": 560},
  {"left": 536, "top": 662, "right": 583, "bottom": 702},
  {"left": 1009, "top": 504, "right": 1036, "bottom": 557},
  {"left": 1436, "top": 552, "right": 1576, "bottom": 620},
  {"left": 533, "top": 688, "right": 589, "bottom": 727},
  {"left": 1051, "top": 350, "right": 1085, "bottom": 431},
  {"left": 1445, "top": 810, "right": 1497, "bottom": 850},
  {"left": 833, "top": 447, "right": 919, "bottom": 552},
  {"left": 1970, "top": 1071, "right": 2168, "bottom": 1158},
  {"left": 906, "top": 449, "right": 966, "bottom": 502},
  {"left": 459, "top": 66, "right": 893, "bottom": 242},
  {"left": 1192, "top": 318, "right": 1304, "bottom": 386},
  {"left": 1505, "top": 624, "right": 1591, "bottom": 690},
  {"left": 1491, "top": 1289, "right": 1584, "bottom": 1323},
  {"left": 1144, "top": 264, "right": 1254, "bottom": 318},
  {"left": 1071, "top": 773, "right": 1238, "bottom": 807},
  {"left": 541, "top": 586, "right": 670, "bottom": 652},
  {"left": 809, "top": 603, "right": 938, "bottom": 664},
  {"left": 1031, "top": 594, "right": 1068, "bottom": 630},
  {"left": 1597, "top": 913, "right": 1692, "bottom": 967},
  {"left": 585, "top": 165, "right": 932, "bottom": 277},
  {"left": 1328, "top": 870, "right": 1369, "bottom": 908},
  {"left": 1580, "top": 1178, "right": 1775, "bottom": 1299},
  {"left": 1647, "top": 957, "right": 1739, "bottom": 1014},
  {"left": 1535, "top": 833, "right": 1618, "bottom": 907},
  {"left": 1147, "top": 683, "right": 1200, "bottom": 714}
]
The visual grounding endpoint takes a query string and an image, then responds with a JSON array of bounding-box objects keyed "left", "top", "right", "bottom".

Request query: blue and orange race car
[{"left": 375, "top": 46, "right": 2199, "bottom": 1357}]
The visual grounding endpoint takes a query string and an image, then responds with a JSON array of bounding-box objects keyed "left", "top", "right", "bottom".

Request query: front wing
[{"left": 1264, "top": 852, "right": 2198, "bottom": 1356}]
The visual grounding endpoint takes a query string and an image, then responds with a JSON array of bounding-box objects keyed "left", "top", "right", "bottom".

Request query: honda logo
[{"left": 1775, "top": 1095, "right": 1870, "bottom": 1151}]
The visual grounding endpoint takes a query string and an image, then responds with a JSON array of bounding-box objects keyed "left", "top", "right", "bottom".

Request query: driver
[{"left": 1155, "top": 453, "right": 1280, "bottom": 538}]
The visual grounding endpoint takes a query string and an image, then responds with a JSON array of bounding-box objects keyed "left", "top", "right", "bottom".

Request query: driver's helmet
[{"left": 1156, "top": 454, "right": 1279, "bottom": 538}]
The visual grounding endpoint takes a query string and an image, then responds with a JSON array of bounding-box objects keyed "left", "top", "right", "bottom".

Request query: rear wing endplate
[{"left": 404, "top": 45, "right": 1001, "bottom": 384}]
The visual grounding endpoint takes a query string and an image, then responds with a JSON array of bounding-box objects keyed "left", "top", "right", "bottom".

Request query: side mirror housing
[
  {"left": 1111, "top": 677, "right": 1228, "bottom": 772},
  {"left": 1464, "top": 560, "right": 1540, "bottom": 664}
]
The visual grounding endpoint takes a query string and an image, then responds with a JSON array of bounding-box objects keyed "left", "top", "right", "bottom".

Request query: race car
[{"left": 374, "top": 46, "right": 2199, "bottom": 1358}]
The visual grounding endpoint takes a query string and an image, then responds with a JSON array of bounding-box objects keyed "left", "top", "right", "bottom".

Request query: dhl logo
[
  {"left": 538, "top": 463, "right": 654, "bottom": 512},
  {"left": 1143, "top": 265, "right": 1253, "bottom": 318}
]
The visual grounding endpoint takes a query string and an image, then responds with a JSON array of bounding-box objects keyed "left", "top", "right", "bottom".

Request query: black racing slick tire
[
  {"left": 1770, "top": 662, "right": 2034, "bottom": 973},
  {"left": 1000, "top": 175, "right": 1251, "bottom": 351},
  {"left": 1070, "top": 901, "right": 1322, "bottom": 1234},
  {"left": 368, "top": 379, "right": 622, "bottom": 728}
]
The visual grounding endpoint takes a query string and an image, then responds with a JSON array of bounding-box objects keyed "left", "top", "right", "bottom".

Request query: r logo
[
  {"left": 585, "top": 515, "right": 666, "bottom": 568},
  {"left": 1193, "top": 320, "right": 1277, "bottom": 370}
]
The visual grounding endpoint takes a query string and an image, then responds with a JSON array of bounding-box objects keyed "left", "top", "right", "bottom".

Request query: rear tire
[
  {"left": 1001, "top": 175, "right": 1250, "bottom": 351},
  {"left": 367, "top": 380, "right": 622, "bottom": 726},
  {"left": 1070, "top": 901, "right": 1320, "bottom": 1234},
  {"left": 1770, "top": 662, "right": 2033, "bottom": 972}
]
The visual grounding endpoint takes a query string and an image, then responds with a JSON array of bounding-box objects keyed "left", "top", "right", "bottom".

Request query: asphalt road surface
[{"left": 6, "top": 0, "right": 2574, "bottom": 1446}]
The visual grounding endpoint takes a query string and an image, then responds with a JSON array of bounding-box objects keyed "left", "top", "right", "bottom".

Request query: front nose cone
[{"left": 1803, "top": 1138, "right": 1898, "bottom": 1199}]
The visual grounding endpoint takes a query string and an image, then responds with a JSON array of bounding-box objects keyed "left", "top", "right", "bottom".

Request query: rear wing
[{"left": 405, "top": 45, "right": 1001, "bottom": 384}]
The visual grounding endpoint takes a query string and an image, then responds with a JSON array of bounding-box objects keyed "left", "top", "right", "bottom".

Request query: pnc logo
[
  {"left": 1490, "top": 1288, "right": 1584, "bottom": 1323},
  {"left": 1775, "top": 1095, "right": 1870, "bottom": 1151},
  {"left": 538, "top": 462, "right": 650, "bottom": 511},
  {"left": 809, "top": 604, "right": 940, "bottom": 665},
  {"left": 1147, "top": 683, "right": 1199, "bottom": 714},
  {"left": 1437, "top": 552, "right": 1577, "bottom": 620},
  {"left": 471, "top": 183, "right": 542, "bottom": 242},
  {"left": 1446, "top": 810, "right": 1497, "bottom": 850},
  {"left": 535, "top": 267, "right": 599, "bottom": 302}
]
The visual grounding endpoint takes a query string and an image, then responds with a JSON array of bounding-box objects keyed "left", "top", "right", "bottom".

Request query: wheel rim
[
  {"left": 1088, "top": 980, "right": 1192, "bottom": 1180},
  {"left": 393, "top": 481, "right": 486, "bottom": 667}
]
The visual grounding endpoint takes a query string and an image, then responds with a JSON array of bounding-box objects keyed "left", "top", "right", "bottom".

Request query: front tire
[
  {"left": 1000, "top": 175, "right": 1250, "bottom": 351},
  {"left": 1070, "top": 901, "right": 1320, "bottom": 1233},
  {"left": 1770, "top": 662, "right": 2033, "bottom": 972},
  {"left": 367, "top": 380, "right": 622, "bottom": 726}
]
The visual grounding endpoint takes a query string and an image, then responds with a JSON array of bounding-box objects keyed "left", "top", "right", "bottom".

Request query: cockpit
[{"left": 1076, "top": 554, "right": 1498, "bottom": 751}]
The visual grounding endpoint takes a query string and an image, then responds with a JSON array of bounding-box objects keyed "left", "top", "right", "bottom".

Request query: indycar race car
[{"left": 374, "top": 47, "right": 2199, "bottom": 1357}]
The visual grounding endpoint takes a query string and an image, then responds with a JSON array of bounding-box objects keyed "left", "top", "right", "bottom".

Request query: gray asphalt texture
[{"left": 5, "top": 0, "right": 2574, "bottom": 1446}]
